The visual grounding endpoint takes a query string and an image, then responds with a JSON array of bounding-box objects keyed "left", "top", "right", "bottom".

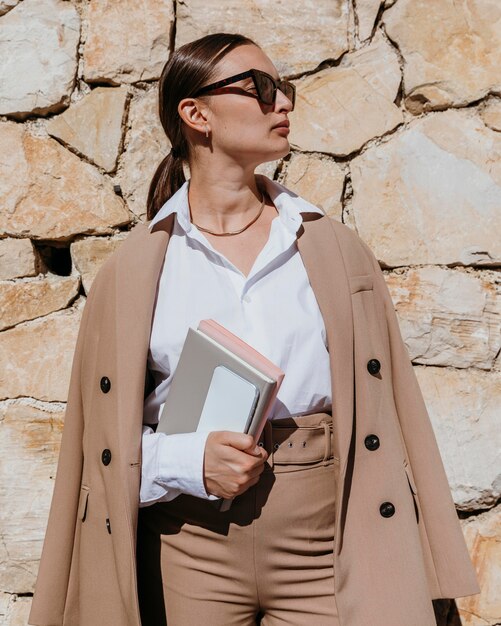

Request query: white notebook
[{"left": 196, "top": 365, "right": 260, "bottom": 434}]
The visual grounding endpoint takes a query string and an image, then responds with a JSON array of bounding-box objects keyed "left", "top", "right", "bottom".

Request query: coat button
[
  {"left": 101, "top": 449, "right": 112, "bottom": 466},
  {"left": 380, "top": 502, "right": 395, "bottom": 518},
  {"left": 100, "top": 376, "right": 111, "bottom": 393},
  {"left": 367, "top": 359, "right": 381, "bottom": 375},
  {"left": 364, "top": 434, "right": 380, "bottom": 451}
]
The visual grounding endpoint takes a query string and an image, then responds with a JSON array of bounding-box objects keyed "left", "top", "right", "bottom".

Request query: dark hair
[{"left": 146, "top": 32, "right": 259, "bottom": 221}]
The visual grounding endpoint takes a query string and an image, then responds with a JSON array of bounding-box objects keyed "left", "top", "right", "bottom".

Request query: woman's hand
[{"left": 203, "top": 431, "right": 269, "bottom": 499}]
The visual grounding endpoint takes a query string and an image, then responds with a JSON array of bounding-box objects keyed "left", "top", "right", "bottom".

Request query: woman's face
[{"left": 181, "top": 44, "right": 294, "bottom": 166}]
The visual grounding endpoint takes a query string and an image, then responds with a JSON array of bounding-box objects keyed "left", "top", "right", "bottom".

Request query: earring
[{"left": 205, "top": 125, "right": 209, "bottom": 138}]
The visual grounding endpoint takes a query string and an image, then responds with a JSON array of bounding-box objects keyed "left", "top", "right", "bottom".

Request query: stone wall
[{"left": 0, "top": 0, "right": 499, "bottom": 624}]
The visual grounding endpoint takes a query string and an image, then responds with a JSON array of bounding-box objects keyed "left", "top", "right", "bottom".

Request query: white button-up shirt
[{"left": 139, "top": 174, "right": 332, "bottom": 507}]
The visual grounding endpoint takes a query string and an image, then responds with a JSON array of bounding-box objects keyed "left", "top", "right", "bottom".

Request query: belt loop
[{"left": 322, "top": 421, "right": 331, "bottom": 465}]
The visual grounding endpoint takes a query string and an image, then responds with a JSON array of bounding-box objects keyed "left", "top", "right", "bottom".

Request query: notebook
[
  {"left": 157, "top": 320, "right": 284, "bottom": 441},
  {"left": 156, "top": 319, "right": 285, "bottom": 511},
  {"left": 196, "top": 364, "right": 261, "bottom": 434}
]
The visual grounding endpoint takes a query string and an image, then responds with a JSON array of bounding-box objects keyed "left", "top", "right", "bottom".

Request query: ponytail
[
  {"left": 146, "top": 151, "right": 186, "bottom": 221},
  {"left": 144, "top": 32, "right": 258, "bottom": 223}
]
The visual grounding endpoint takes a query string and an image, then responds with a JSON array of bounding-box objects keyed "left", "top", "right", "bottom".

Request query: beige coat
[{"left": 28, "top": 210, "right": 480, "bottom": 626}]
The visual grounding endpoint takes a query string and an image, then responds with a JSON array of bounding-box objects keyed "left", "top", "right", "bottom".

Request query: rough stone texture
[
  {"left": 118, "top": 86, "right": 171, "bottom": 219},
  {"left": 0, "top": 1, "right": 19, "bottom": 17},
  {"left": 0, "top": 0, "right": 499, "bottom": 621},
  {"left": 385, "top": 266, "right": 500, "bottom": 369},
  {"left": 0, "top": 0, "right": 80, "bottom": 119},
  {"left": 338, "top": 31, "right": 401, "bottom": 103},
  {"left": 0, "top": 592, "right": 9, "bottom": 621},
  {"left": 0, "top": 593, "right": 32, "bottom": 625},
  {"left": 289, "top": 35, "right": 402, "bottom": 155},
  {"left": 351, "top": 109, "right": 501, "bottom": 267},
  {"left": 460, "top": 504, "right": 501, "bottom": 625},
  {"left": 383, "top": 0, "right": 501, "bottom": 114},
  {"left": 82, "top": 0, "right": 174, "bottom": 84},
  {"left": 0, "top": 299, "right": 84, "bottom": 402},
  {"left": 0, "top": 122, "right": 131, "bottom": 240},
  {"left": 46, "top": 86, "right": 129, "bottom": 172},
  {"left": 415, "top": 366, "right": 501, "bottom": 511},
  {"left": 0, "top": 274, "right": 80, "bottom": 331},
  {"left": 175, "top": 0, "right": 350, "bottom": 76},
  {"left": 278, "top": 152, "right": 345, "bottom": 221},
  {"left": 480, "top": 98, "right": 501, "bottom": 132},
  {"left": 355, "top": 0, "right": 383, "bottom": 42},
  {"left": 71, "top": 233, "right": 128, "bottom": 294},
  {"left": 0, "top": 238, "right": 37, "bottom": 280},
  {"left": 0, "top": 402, "right": 65, "bottom": 593}
]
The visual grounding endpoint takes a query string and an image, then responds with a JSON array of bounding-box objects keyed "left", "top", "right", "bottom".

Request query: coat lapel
[
  {"left": 115, "top": 214, "right": 175, "bottom": 527},
  {"left": 296, "top": 214, "right": 355, "bottom": 555},
  {"left": 114, "top": 211, "right": 355, "bottom": 555}
]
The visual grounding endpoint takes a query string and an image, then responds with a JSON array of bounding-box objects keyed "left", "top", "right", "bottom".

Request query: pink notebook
[
  {"left": 197, "top": 318, "right": 285, "bottom": 429},
  {"left": 196, "top": 319, "right": 285, "bottom": 513}
]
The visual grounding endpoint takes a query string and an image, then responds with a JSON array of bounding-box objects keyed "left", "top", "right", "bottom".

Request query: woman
[
  {"left": 138, "top": 32, "right": 337, "bottom": 625},
  {"left": 29, "top": 32, "right": 480, "bottom": 626}
]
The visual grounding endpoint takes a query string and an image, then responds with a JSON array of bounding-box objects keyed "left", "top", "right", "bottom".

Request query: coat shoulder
[
  {"left": 86, "top": 222, "right": 150, "bottom": 298},
  {"left": 325, "top": 216, "right": 381, "bottom": 275}
]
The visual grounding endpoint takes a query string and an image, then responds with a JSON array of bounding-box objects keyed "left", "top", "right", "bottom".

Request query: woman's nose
[{"left": 276, "top": 88, "right": 294, "bottom": 112}]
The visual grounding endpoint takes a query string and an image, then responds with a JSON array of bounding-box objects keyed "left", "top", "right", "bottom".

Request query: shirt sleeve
[{"left": 139, "top": 425, "right": 221, "bottom": 508}]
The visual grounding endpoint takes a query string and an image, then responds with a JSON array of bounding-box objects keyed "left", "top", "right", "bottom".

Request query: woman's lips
[{"left": 273, "top": 126, "right": 290, "bottom": 134}]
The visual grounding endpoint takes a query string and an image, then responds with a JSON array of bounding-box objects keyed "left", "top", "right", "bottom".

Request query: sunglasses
[{"left": 192, "top": 68, "right": 296, "bottom": 110}]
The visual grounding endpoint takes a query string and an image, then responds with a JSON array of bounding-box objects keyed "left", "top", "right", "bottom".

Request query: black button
[
  {"left": 367, "top": 359, "right": 381, "bottom": 375},
  {"left": 101, "top": 449, "right": 112, "bottom": 466},
  {"left": 100, "top": 376, "right": 111, "bottom": 393},
  {"left": 380, "top": 502, "right": 395, "bottom": 518},
  {"left": 364, "top": 434, "right": 380, "bottom": 451}
]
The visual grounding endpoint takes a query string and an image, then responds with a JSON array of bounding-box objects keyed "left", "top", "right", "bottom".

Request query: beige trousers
[{"left": 137, "top": 410, "right": 340, "bottom": 626}]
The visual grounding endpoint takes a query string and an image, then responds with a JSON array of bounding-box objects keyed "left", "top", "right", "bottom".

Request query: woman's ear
[{"left": 178, "top": 97, "right": 210, "bottom": 135}]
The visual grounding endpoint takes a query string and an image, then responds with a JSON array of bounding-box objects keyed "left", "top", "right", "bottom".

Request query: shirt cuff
[{"left": 142, "top": 427, "right": 220, "bottom": 501}]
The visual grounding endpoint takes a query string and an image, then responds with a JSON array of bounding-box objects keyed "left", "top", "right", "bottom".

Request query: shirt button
[{"left": 242, "top": 294, "right": 251, "bottom": 303}]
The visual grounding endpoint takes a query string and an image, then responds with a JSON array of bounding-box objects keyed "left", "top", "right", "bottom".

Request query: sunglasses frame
[{"left": 192, "top": 68, "right": 296, "bottom": 110}]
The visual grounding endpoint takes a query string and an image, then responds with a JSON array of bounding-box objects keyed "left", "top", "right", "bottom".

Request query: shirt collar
[{"left": 147, "top": 173, "right": 325, "bottom": 235}]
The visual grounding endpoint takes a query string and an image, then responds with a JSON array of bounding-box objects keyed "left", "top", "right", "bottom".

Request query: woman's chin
[
  {"left": 255, "top": 142, "right": 290, "bottom": 164},
  {"left": 270, "top": 138, "right": 291, "bottom": 153}
]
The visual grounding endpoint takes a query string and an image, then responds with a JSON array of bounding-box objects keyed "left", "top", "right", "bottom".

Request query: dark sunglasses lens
[
  {"left": 254, "top": 73, "right": 295, "bottom": 109},
  {"left": 255, "top": 74, "right": 275, "bottom": 104},
  {"left": 281, "top": 82, "right": 295, "bottom": 108}
]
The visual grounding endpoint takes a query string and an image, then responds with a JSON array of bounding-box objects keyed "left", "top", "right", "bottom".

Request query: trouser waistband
[{"left": 257, "top": 410, "right": 334, "bottom": 471}]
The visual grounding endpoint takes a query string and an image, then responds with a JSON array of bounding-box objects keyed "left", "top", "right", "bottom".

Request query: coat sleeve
[
  {"left": 359, "top": 239, "right": 481, "bottom": 599},
  {"left": 28, "top": 281, "right": 98, "bottom": 626}
]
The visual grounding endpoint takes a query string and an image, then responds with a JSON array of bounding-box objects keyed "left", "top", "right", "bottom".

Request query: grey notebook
[{"left": 156, "top": 327, "right": 276, "bottom": 438}]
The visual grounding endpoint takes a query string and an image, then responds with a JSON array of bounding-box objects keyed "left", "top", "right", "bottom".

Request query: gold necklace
[{"left": 189, "top": 187, "right": 266, "bottom": 236}]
